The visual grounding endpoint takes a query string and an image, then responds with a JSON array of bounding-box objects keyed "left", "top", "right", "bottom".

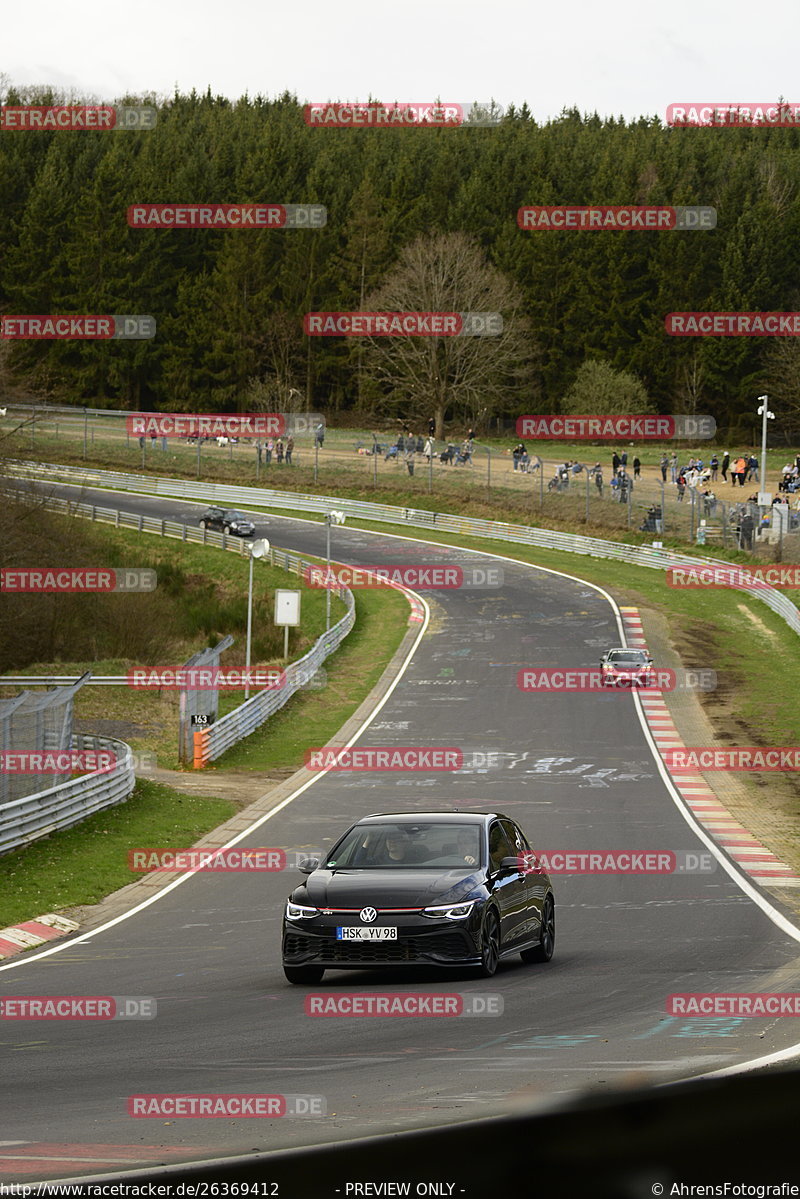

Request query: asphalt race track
[{"left": 2, "top": 481, "right": 800, "bottom": 1184}]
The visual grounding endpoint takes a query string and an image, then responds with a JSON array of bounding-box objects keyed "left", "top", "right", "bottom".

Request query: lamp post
[
  {"left": 245, "top": 538, "right": 270, "bottom": 700},
  {"left": 325, "top": 511, "right": 346, "bottom": 631},
  {"left": 757, "top": 395, "right": 775, "bottom": 496}
]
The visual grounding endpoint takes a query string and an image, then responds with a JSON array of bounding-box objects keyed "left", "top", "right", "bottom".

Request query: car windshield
[
  {"left": 608, "top": 651, "right": 647, "bottom": 665},
  {"left": 325, "top": 823, "right": 482, "bottom": 869},
  {"left": 224, "top": 511, "right": 248, "bottom": 521}
]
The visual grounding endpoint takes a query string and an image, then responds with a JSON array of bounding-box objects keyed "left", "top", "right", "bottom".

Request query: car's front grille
[{"left": 284, "top": 932, "right": 473, "bottom": 964}]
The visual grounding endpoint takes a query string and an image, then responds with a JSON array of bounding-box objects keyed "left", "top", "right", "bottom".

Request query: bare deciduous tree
[{"left": 362, "top": 233, "right": 536, "bottom": 439}]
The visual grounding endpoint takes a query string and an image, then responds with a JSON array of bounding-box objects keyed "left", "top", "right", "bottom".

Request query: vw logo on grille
[{"left": 359, "top": 906, "right": 378, "bottom": 923}]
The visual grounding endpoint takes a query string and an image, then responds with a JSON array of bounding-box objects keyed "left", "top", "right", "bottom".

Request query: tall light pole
[
  {"left": 245, "top": 538, "right": 270, "bottom": 700},
  {"left": 325, "top": 511, "right": 346, "bottom": 631},
  {"left": 757, "top": 395, "right": 775, "bottom": 496}
]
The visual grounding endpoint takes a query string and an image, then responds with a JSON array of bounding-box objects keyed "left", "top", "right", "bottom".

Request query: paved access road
[{"left": 2, "top": 483, "right": 799, "bottom": 1182}]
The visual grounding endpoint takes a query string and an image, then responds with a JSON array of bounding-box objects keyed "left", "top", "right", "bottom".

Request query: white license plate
[{"left": 336, "top": 927, "right": 398, "bottom": 941}]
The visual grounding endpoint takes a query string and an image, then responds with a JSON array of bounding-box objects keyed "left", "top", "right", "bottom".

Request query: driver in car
[{"left": 456, "top": 829, "right": 479, "bottom": 866}]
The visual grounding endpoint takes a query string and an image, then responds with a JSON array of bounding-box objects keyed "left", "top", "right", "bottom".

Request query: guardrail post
[
  {"left": 138, "top": 514, "right": 143, "bottom": 532},
  {"left": 115, "top": 509, "right": 120, "bottom": 528},
  {"left": 161, "top": 519, "right": 165, "bottom": 536},
  {"left": 182, "top": 523, "right": 186, "bottom": 542}
]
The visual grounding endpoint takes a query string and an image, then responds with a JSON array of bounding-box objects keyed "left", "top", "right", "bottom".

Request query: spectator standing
[
  {"left": 733, "top": 455, "right": 747, "bottom": 486},
  {"left": 670, "top": 452, "right": 678, "bottom": 482},
  {"left": 423, "top": 436, "right": 434, "bottom": 461},
  {"left": 676, "top": 473, "right": 686, "bottom": 502},
  {"left": 620, "top": 450, "right": 628, "bottom": 468},
  {"left": 265, "top": 438, "right": 274, "bottom": 465},
  {"left": 710, "top": 453, "right": 719, "bottom": 482},
  {"left": 314, "top": 423, "right": 325, "bottom": 448},
  {"left": 740, "top": 511, "right": 755, "bottom": 550},
  {"left": 748, "top": 454, "right": 759, "bottom": 483},
  {"left": 633, "top": 456, "right": 641, "bottom": 479},
  {"left": 285, "top": 435, "right": 294, "bottom": 464},
  {"left": 721, "top": 451, "right": 730, "bottom": 481},
  {"left": 276, "top": 437, "right": 284, "bottom": 464},
  {"left": 660, "top": 454, "right": 668, "bottom": 482},
  {"left": 612, "top": 451, "right": 621, "bottom": 474},
  {"left": 428, "top": 417, "right": 436, "bottom": 437}
]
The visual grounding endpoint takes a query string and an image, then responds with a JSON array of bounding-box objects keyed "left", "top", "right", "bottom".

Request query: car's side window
[
  {"left": 488, "top": 821, "right": 515, "bottom": 872},
  {"left": 506, "top": 821, "right": 530, "bottom": 854}
]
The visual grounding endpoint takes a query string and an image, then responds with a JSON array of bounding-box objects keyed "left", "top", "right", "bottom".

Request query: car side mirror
[
  {"left": 499, "top": 856, "right": 521, "bottom": 871},
  {"left": 297, "top": 858, "right": 319, "bottom": 875}
]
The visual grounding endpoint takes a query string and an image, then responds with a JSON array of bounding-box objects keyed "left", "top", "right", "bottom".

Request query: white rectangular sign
[{"left": 275, "top": 589, "right": 301, "bottom": 626}]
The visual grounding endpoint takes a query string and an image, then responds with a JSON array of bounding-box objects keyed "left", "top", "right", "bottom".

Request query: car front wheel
[
  {"left": 521, "top": 896, "right": 555, "bottom": 963},
  {"left": 283, "top": 965, "right": 325, "bottom": 985},
  {"left": 479, "top": 909, "right": 500, "bottom": 977}
]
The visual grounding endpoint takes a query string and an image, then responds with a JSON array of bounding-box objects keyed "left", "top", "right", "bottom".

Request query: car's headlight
[
  {"left": 420, "top": 901, "right": 476, "bottom": 920},
  {"left": 285, "top": 901, "right": 319, "bottom": 920}
]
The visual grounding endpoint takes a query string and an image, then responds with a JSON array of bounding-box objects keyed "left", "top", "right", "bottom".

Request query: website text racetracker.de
[
  {"left": 127, "top": 204, "right": 327, "bottom": 229},
  {"left": 0, "top": 997, "right": 155, "bottom": 1020},
  {"left": 0, "top": 568, "right": 156, "bottom": 593},
  {"left": 1, "top": 316, "right": 155, "bottom": 340},
  {"left": 517, "top": 205, "right": 716, "bottom": 230},
  {"left": 664, "top": 748, "right": 800, "bottom": 771},
  {"left": 303, "top": 312, "right": 502, "bottom": 336},
  {"left": 303, "top": 565, "right": 504, "bottom": 590},
  {"left": 128, "top": 1094, "right": 325, "bottom": 1117},
  {"left": 305, "top": 748, "right": 464, "bottom": 770},
  {"left": 667, "top": 312, "right": 800, "bottom": 336},
  {"left": 668, "top": 566, "right": 800, "bottom": 589},
  {"left": 304, "top": 993, "right": 503, "bottom": 1017},
  {"left": 125, "top": 412, "right": 324, "bottom": 437},
  {"left": 127, "top": 670, "right": 286, "bottom": 690},
  {"left": 0, "top": 104, "right": 157, "bottom": 130},
  {"left": 517, "top": 669, "right": 717, "bottom": 692},
  {"left": 303, "top": 101, "right": 502, "bottom": 126},
  {"left": 127, "top": 847, "right": 301, "bottom": 872},
  {"left": 668, "top": 101, "right": 800, "bottom": 125},
  {"left": 515, "top": 414, "right": 715, "bottom": 439}
]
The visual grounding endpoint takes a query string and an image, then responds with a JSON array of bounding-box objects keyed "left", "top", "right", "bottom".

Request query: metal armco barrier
[
  {"left": 0, "top": 733, "right": 135, "bottom": 857},
  {"left": 193, "top": 572, "right": 354, "bottom": 766},
  {"left": 1, "top": 486, "right": 359, "bottom": 770},
  {"left": 8, "top": 459, "right": 800, "bottom": 638}
]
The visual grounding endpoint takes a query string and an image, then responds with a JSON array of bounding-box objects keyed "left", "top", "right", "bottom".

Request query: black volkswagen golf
[{"left": 281, "top": 811, "right": 555, "bottom": 983}]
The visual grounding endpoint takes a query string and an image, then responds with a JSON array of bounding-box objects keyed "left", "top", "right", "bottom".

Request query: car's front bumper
[{"left": 282, "top": 921, "right": 481, "bottom": 968}]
